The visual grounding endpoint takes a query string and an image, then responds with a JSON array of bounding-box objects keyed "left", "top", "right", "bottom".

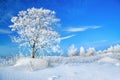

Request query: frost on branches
[
  {"left": 9, "top": 8, "right": 60, "bottom": 58},
  {"left": 86, "top": 48, "right": 95, "bottom": 56},
  {"left": 68, "top": 44, "right": 78, "bottom": 56},
  {"left": 80, "top": 46, "right": 85, "bottom": 56}
]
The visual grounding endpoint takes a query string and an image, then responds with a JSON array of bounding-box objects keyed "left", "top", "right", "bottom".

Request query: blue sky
[{"left": 0, "top": 0, "right": 120, "bottom": 56}]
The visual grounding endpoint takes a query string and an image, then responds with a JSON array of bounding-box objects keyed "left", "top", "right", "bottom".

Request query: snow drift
[
  {"left": 14, "top": 58, "right": 48, "bottom": 71},
  {"left": 1, "top": 52, "right": 120, "bottom": 80},
  {"left": 98, "top": 57, "right": 120, "bottom": 67}
]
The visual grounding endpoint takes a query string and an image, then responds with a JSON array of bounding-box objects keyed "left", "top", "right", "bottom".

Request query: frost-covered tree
[
  {"left": 97, "top": 50, "right": 102, "bottom": 54},
  {"left": 107, "top": 44, "right": 120, "bottom": 53},
  {"left": 107, "top": 46, "right": 113, "bottom": 53},
  {"left": 9, "top": 8, "right": 60, "bottom": 58},
  {"left": 86, "top": 47, "right": 95, "bottom": 56},
  {"left": 68, "top": 44, "right": 78, "bottom": 57},
  {"left": 80, "top": 46, "right": 85, "bottom": 56},
  {"left": 113, "top": 44, "right": 120, "bottom": 53}
]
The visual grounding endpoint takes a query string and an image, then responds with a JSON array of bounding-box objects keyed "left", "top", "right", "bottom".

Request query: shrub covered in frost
[
  {"left": 86, "top": 48, "right": 95, "bottom": 56},
  {"left": 68, "top": 44, "right": 78, "bottom": 57},
  {"left": 107, "top": 44, "right": 120, "bottom": 53},
  {"left": 14, "top": 58, "right": 48, "bottom": 71},
  {"left": 79, "top": 46, "right": 85, "bottom": 56}
]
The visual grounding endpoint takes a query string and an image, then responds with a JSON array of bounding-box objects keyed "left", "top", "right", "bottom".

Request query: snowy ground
[
  {"left": 0, "top": 63, "right": 120, "bottom": 80},
  {"left": 0, "top": 53, "right": 120, "bottom": 80}
]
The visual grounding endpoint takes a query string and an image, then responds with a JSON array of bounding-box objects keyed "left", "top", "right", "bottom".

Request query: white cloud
[
  {"left": 66, "top": 26, "right": 101, "bottom": 32},
  {"left": 0, "top": 12, "right": 13, "bottom": 25},
  {"left": 0, "top": 29, "right": 11, "bottom": 34},
  {"left": 67, "top": 27, "right": 88, "bottom": 32},
  {"left": 92, "top": 40, "right": 108, "bottom": 44},
  {"left": 60, "top": 35, "right": 75, "bottom": 40},
  {"left": 91, "top": 26, "right": 101, "bottom": 29}
]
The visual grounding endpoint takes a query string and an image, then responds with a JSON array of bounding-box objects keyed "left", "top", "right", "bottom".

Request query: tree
[
  {"left": 80, "top": 46, "right": 85, "bottom": 56},
  {"left": 9, "top": 8, "right": 60, "bottom": 58},
  {"left": 107, "top": 46, "right": 113, "bottom": 53},
  {"left": 86, "top": 47, "right": 95, "bottom": 56},
  {"left": 68, "top": 44, "right": 78, "bottom": 57}
]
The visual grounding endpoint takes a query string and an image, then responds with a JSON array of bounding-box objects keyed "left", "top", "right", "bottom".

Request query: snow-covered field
[
  {"left": 0, "top": 53, "right": 120, "bottom": 80},
  {"left": 1, "top": 63, "right": 120, "bottom": 80}
]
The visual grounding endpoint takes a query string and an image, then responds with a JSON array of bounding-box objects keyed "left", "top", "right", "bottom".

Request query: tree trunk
[
  {"left": 32, "top": 42, "right": 36, "bottom": 58},
  {"left": 32, "top": 48, "right": 35, "bottom": 58}
]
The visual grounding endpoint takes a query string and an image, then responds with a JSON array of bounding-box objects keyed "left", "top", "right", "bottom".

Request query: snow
[
  {"left": 14, "top": 58, "right": 48, "bottom": 71},
  {"left": 1, "top": 53, "right": 120, "bottom": 80},
  {"left": 98, "top": 57, "right": 120, "bottom": 67},
  {"left": 0, "top": 63, "right": 120, "bottom": 80}
]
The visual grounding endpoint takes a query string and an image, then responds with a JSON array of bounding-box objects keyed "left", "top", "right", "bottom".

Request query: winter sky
[{"left": 0, "top": 0, "right": 120, "bottom": 56}]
